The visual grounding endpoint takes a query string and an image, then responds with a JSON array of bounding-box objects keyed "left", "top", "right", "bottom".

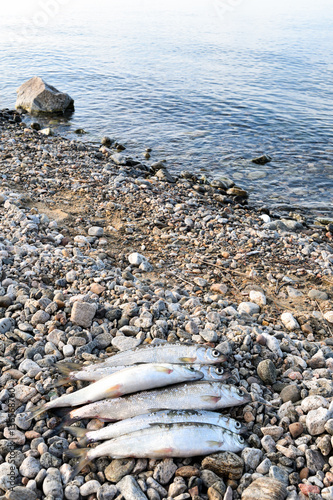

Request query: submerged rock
[{"left": 16, "top": 76, "right": 74, "bottom": 115}]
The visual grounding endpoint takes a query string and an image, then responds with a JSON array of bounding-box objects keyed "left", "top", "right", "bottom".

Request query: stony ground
[{"left": 0, "top": 109, "right": 333, "bottom": 500}]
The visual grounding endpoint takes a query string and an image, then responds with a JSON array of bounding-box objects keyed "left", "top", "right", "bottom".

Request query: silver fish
[
  {"left": 29, "top": 364, "right": 203, "bottom": 420},
  {"left": 65, "top": 409, "right": 247, "bottom": 444},
  {"left": 59, "top": 382, "right": 251, "bottom": 427},
  {"left": 67, "top": 423, "right": 246, "bottom": 476},
  {"left": 92, "top": 343, "right": 226, "bottom": 366},
  {"left": 56, "top": 362, "right": 229, "bottom": 384}
]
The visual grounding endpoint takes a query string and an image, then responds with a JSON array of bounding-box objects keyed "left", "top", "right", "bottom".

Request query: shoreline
[{"left": 1, "top": 109, "right": 333, "bottom": 499}]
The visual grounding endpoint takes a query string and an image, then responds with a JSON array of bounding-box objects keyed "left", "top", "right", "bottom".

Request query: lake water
[{"left": 1, "top": 0, "right": 333, "bottom": 214}]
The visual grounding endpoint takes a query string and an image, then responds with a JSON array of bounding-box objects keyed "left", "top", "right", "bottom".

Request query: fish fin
[
  {"left": 106, "top": 384, "right": 123, "bottom": 398},
  {"left": 56, "top": 361, "right": 83, "bottom": 376},
  {"left": 64, "top": 426, "right": 88, "bottom": 447},
  {"left": 154, "top": 447, "right": 174, "bottom": 456},
  {"left": 201, "top": 396, "right": 221, "bottom": 403},
  {"left": 207, "top": 440, "right": 224, "bottom": 447},
  {"left": 64, "top": 426, "right": 87, "bottom": 439},
  {"left": 65, "top": 448, "right": 91, "bottom": 478},
  {"left": 180, "top": 357, "right": 196, "bottom": 363},
  {"left": 155, "top": 366, "right": 173, "bottom": 373}
]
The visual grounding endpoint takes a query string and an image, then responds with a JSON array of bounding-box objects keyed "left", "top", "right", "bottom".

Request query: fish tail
[
  {"left": 50, "top": 407, "right": 76, "bottom": 432},
  {"left": 56, "top": 361, "right": 83, "bottom": 376},
  {"left": 66, "top": 448, "right": 91, "bottom": 478},
  {"left": 27, "top": 403, "right": 49, "bottom": 421},
  {"left": 52, "top": 377, "right": 71, "bottom": 388}
]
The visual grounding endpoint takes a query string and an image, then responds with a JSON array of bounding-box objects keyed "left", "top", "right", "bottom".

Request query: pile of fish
[{"left": 29, "top": 343, "right": 251, "bottom": 477}]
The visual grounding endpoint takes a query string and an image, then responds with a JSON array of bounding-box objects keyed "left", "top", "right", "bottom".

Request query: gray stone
[
  {"left": 16, "top": 76, "right": 74, "bottom": 115},
  {"left": 241, "top": 477, "right": 287, "bottom": 500},
  {"left": 301, "top": 395, "right": 329, "bottom": 413},
  {"left": 200, "top": 329, "right": 218, "bottom": 342},
  {"left": 128, "top": 253, "right": 147, "bottom": 266},
  {"left": 64, "top": 484, "right": 80, "bottom": 500},
  {"left": 5, "top": 486, "right": 37, "bottom": 500},
  {"left": 112, "top": 336, "right": 142, "bottom": 351},
  {"left": 308, "top": 289, "right": 328, "bottom": 301},
  {"left": 70, "top": 301, "right": 97, "bottom": 328},
  {"left": 153, "top": 459, "right": 177, "bottom": 485},
  {"left": 97, "top": 484, "right": 118, "bottom": 500},
  {"left": 257, "top": 359, "right": 277, "bottom": 385},
  {"left": 14, "top": 385, "right": 37, "bottom": 403},
  {"left": 280, "top": 385, "right": 301, "bottom": 403},
  {"left": 43, "top": 468, "right": 63, "bottom": 498},
  {"left": 0, "top": 463, "right": 19, "bottom": 491},
  {"left": 88, "top": 226, "right": 104, "bottom": 237},
  {"left": 168, "top": 477, "right": 187, "bottom": 497},
  {"left": 241, "top": 448, "right": 263, "bottom": 472},
  {"left": 238, "top": 302, "right": 260, "bottom": 315},
  {"left": 269, "top": 466, "right": 289, "bottom": 485},
  {"left": 117, "top": 475, "right": 148, "bottom": 500},
  {"left": 31, "top": 310, "right": 50, "bottom": 326},
  {"left": 19, "top": 456, "right": 42, "bottom": 479},
  {"left": 80, "top": 480, "right": 101, "bottom": 496},
  {"left": 105, "top": 459, "right": 135, "bottom": 483},
  {"left": 306, "top": 408, "right": 332, "bottom": 435},
  {"left": 0, "top": 318, "right": 14, "bottom": 335},
  {"left": 305, "top": 449, "right": 326, "bottom": 473},
  {"left": 281, "top": 312, "right": 300, "bottom": 331}
]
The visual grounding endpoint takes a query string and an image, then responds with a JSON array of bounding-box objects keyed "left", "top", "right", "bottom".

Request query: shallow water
[{"left": 1, "top": 0, "right": 333, "bottom": 214}]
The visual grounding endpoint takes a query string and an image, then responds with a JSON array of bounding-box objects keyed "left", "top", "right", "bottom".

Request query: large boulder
[{"left": 16, "top": 76, "right": 74, "bottom": 115}]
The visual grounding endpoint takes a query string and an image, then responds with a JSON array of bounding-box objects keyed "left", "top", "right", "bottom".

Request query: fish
[
  {"left": 28, "top": 364, "right": 203, "bottom": 420},
  {"left": 65, "top": 409, "right": 247, "bottom": 445},
  {"left": 85, "top": 343, "right": 226, "bottom": 367},
  {"left": 66, "top": 423, "right": 246, "bottom": 477},
  {"left": 55, "top": 361, "right": 230, "bottom": 385},
  {"left": 56, "top": 382, "right": 251, "bottom": 427}
]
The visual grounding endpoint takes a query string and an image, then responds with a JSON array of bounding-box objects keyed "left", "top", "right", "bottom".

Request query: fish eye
[
  {"left": 237, "top": 388, "right": 245, "bottom": 396},
  {"left": 239, "top": 436, "right": 244, "bottom": 443},
  {"left": 215, "top": 367, "right": 224, "bottom": 375},
  {"left": 212, "top": 349, "right": 221, "bottom": 358},
  {"left": 235, "top": 421, "right": 241, "bottom": 429}
]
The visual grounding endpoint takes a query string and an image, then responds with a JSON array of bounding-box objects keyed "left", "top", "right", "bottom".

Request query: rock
[
  {"left": 105, "top": 459, "right": 135, "bottom": 483},
  {"left": 155, "top": 168, "right": 176, "bottom": 183},
  {"left": 0, "top": 318, "right": 14, "bottom": 334},
  {"left": 306, "top": 408, "right": 332, "bottom": 435},
  {"left": 251, "top": 155, "right": 271, "bottom": 165},
  {"left": 117, "top": 475, "right": 148, "bottom": 500},
  {"left": 200, "top": 329, "right": 218, "bottom": 342},
  {"left": 0, "top": 463, "right": 19, "bottom": 491},
  {"left": 261, "top": 333, "right": 283, "bottom": 357},
  {"left": 64, "top": 484, "right": 80, "bottom": 500},
  {"left": 5, "top": 487, "right": 37, "bottom": 500},
  {"left": 0, "top": 295, "right": 13, "bottom": 308},
  {"left": 241, "top": 448, "right": 263, "bottom": 472},
  {"left": 305, "top": 449, "right": 326, "bottom": 473},
  {"left": 249, "top": 290, "right": 266, "bottom": 306},
  {"left": 261, "top": 426, "right": 284, "bottom": 441},
  {"left": 16, "top": 76, "right": 74, "bottom": 115},
  {"left": 80, "top": 480, "right": 101, "bottom": 496},
  {"left": 324, "top": 311, "right": 333, "bottom": 323},
  {"left": 168, "top": 477, "right": 187, "bottom": 497},
  {"left": 281, "top": 312, "right": 300, "bottom": 330},
  {"left": 308, "top": 289, "right": 328, "bottom": 300},
  {"left": 269, "top": 466, "right": 289, "bottom": 485},
  {"left": 43, "top": 468, "right": 63, "bottom": 498},
  {"left": 153, "top": 459, "right": 177, "bottom": 485},
  {"left": 210, "top": 284, "right": 228, "bottom": 295},
  {"left": 322, "top": 486, "right": 333, "bottom": 500},
  {"left": 238, "top": 302, "right": 260, "bottom": 315},
  {"left": 298, "top": 484, "right": 320, "bottom": 496},
  {"left": 128, "top": 252, "right": 148, "bottom": 266},
  {"left": 88, "top": 226, "right": 104, "bottom": 237},
  {"left": 241, "top": 477, "right": 287, "bottom": 500},
  {"left": 19, "top": 456, "right": 41, "bottom": 478},
  {"left": 14, "top": 385, "right": 37, "bottom": 403},
  {"left": 111, "top": 336, "right": 142, "bottom": 351},
  {"left": 257, "top": 359, "right": 277, "bottom": 385},
  {"left": 175, "top": 466, "right": 200, "bottom": 478},
  {"left": 280, "top": 385, "right": 301, "bottom": 403},
  {"left": 202, "top": 452, "right": 244, "bottom": 480},
  {"left": 97, "top": 484, "right": 118, "bottom": 500},
  {"left": 301, "top": 395, "right": 329, "bottom": 413},
  {"left": 70, "top": 301, "right": 97, "bottom": 328},
  {"left": 289, "top": 422, "right": 304, "bottom": 438}
]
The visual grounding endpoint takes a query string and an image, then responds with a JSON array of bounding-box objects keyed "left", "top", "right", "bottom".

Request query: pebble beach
[{"left": 1, "top": 108, "right": 333, "bottom": 500}]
